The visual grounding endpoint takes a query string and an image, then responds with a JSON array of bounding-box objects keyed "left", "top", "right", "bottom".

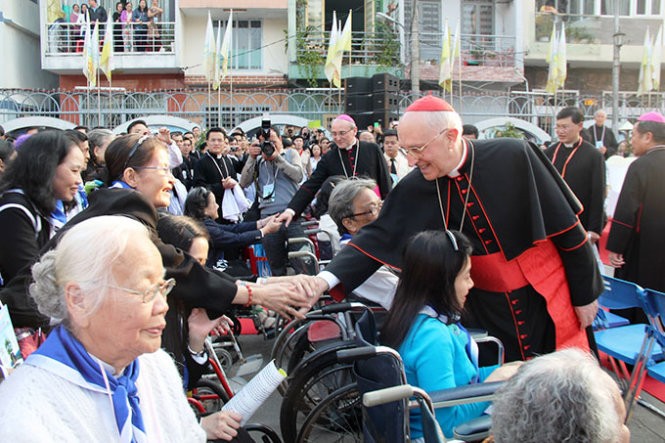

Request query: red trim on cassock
[
  {"left": 608, "top": 217, "right": 634, "bottom": 229},
  {"left": 470, "top": 239, "right": 589, "bottom": 352},
  {"left": 347, "top": 242, "right": 402, "bottom": 271}
]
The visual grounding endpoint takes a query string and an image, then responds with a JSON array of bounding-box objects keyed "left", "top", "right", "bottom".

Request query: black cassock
[
  {"left": 607, "top": 148, "right": 665, "bottom": 294},
  {"left": 325, "top": 138, "right": 603, "bottom": 362}
]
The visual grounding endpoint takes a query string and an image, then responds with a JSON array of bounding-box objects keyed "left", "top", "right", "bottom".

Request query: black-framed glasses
[
  {"left": 403, "top": 128, "right": 449, "bottom": 157},
  {"left": 346, "top": 201, "right": 383, "bottom": 219},
  {"left": 445, "top": 230, "right": 459, "bottom": 252},
  {"left": 107, "top": 278, "right": 176, "bottom": 303},
  {"left": 124, "top": 134, "right": 151, "bottom": 170}
]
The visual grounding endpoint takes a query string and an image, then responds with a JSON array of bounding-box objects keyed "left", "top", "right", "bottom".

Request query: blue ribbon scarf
[{"left": 27, "top": 325, "right": 147, "bottom": 442}]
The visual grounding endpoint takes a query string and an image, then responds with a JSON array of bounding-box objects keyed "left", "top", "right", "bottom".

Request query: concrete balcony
[
  {"left": 42, "top": 22, "right": 179, "bottom": 75},
  {"left": 527, "top": 12, "right": 665, "bottom": 68},
  {"left": 178, "top": 0, "right": 287, "bottom": 18}
]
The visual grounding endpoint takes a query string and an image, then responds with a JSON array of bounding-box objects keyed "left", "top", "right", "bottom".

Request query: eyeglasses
[
  {"left": 403, "top": 128, "right": 449, "bottom": 157},
  {"left": 133, "top": 166, "right": 173, "bottom": 176},
  {"left": 108, "top": 278, "right": 176, "bottom": 303},
  {"left": 346, "top": 201, "right": 383, "bottom": 219},
  {"left": 330, "top": 128, "right": 354, "bottom": 138},
  {"left": 124, "top": 134, "right": 151, "bottom": 170}
]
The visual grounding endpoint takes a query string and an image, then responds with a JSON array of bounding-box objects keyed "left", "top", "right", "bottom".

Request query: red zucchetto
[{"left": 405, "top": 95, "right": 455, "bottom": 113}]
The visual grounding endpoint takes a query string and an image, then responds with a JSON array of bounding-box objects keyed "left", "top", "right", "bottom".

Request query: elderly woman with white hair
[
  {"left": 0, "top": 216, "right": 212, "bottom": 441},
  {"left": 490, "top": 348, "right": 630, "bottom": 443}
]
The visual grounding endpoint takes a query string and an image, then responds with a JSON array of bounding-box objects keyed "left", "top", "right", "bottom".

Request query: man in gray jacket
[{"left": 240, "top": 128, "right": 306, "bottom": 276}]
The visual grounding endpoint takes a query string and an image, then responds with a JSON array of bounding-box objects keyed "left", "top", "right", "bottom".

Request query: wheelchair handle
[
  {"left": 363, "top": 385, "right": 414, "bottom": 407},
  {"left": 310, "top": 302, "right": 366, "bottom": 316},
  {"left": 336, "top": 345, "right": 377, "bottom": 362}
]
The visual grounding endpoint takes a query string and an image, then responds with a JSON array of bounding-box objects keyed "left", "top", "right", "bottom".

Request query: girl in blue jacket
[{"left": 381, "top": 230, "right": 521, "bottom": 440}]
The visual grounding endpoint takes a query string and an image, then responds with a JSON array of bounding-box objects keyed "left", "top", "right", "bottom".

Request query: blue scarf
[{"left": 28, "top": 325, "right": 147, "bottom": 442}]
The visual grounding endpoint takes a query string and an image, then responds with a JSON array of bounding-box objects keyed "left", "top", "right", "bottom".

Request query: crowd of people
[
  {"left": 62, "top": 0, "right": 166, "bottom": 53},
  {"left": 0, "top": 96, "right": 656, "bottom": 442}
]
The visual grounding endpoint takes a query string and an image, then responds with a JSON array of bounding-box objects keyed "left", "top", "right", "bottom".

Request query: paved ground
[{"left": 231, "top": 333, "right": 665, "bottom": 442}]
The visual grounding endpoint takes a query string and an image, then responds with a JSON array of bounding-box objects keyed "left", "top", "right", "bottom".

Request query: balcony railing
[
  {"left": 295, "top": 31, "right": 400, "bottom": 67},
  {"left": 45, "top": 21, "right": 176, "bottom": 55},
  {"left": 534, "top": 12, "right": 664, "bottom": 46},
  {"left": 295, "top": 31, "right": 516, "bottom": 68}
]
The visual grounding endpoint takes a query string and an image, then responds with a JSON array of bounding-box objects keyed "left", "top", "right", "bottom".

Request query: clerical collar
[
  {"left": 341, "top": 140, "right": 358, "bottom": 151},
  {"left": 448, "top": 138, "right": 469, "bottom": 178},
  {"left": 562, "top": 138, "right": 582, "bottom": 149}
]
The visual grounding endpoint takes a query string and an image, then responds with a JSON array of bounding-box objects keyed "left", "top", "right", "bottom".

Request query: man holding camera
[{"left": 239, "top": 127, "right": 305, "bottom": 276}]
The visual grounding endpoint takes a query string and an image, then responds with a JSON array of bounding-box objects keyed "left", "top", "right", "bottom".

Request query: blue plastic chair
[
  {"left": 644, "top": 288, "right": 665, "bottom": 384},
  {"left": 593, "top": 276, "right": 663, "bottom": 419}
]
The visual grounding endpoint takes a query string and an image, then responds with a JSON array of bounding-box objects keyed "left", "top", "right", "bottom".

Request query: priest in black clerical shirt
[{"left": 546, "top": 107, "right": 606, "bottom": 242}]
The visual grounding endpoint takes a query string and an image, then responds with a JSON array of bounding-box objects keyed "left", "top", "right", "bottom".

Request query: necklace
[
  {"left": 551, "top": 138, "right": 583, "bottom": 178},
  {"left": 435, "top": 140, "right": 475, "bottom": 231},
  {"left": 337, "top": 142, "right": 360, "bottom": 178}
]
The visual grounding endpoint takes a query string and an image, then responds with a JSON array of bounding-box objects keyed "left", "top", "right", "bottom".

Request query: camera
[{"left": 260, "top": 118, "right": 275, "bottom": 157}]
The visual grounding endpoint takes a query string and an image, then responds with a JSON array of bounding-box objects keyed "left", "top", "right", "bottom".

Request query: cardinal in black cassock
[{"left": 318, "top": 96, "right": 603, "bottom": 362}]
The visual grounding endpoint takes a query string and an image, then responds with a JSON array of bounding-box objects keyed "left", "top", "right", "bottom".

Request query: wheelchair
[{"left": 281, "top": 310, "right": 505, "bottom": 443}]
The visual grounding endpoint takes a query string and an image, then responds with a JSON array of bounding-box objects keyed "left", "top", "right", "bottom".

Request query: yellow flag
[
  {"left": 651, "top": 26, "right": 662, "bottom": 91},
  {"left": 438, "top": 21, "right": 452, "bottom": 92},
  {"left": 557, "top": 22, "right": 567, "bottom": 90},
  {"left": 545, "top": 24, "right": 560, "bottom": 94},
  {"left": 82, "top": 14, "right": 93, "bottom": 84},
  {"left": 100, "top": 15, "right": 114, "bottom": 82},
  {"left": 324, "top": 11, "right": 342, "bottom": 88},
  {"left": 220, "top": 11, "right": 233, "bottom": 80},
  {"left": 339, "top": 10, "right": 353, "bottom": 53},
  {"left": 203, "top": 12, "right": 216, "bottom": 84},
  {"left": 638, "top": 28, "right": 654, "bottom": 95}
]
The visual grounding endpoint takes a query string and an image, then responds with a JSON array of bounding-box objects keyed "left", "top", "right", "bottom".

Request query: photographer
[{"left": 239, "top": 126, "right": 306, "bottom": 276}]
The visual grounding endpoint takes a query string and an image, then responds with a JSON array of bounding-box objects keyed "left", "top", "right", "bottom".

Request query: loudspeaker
[
  {"left": 345, "top": 94, "right": 373, "bottom": 113},
  {"left": 372, "top": 93, "right": 399, "bottom": 111},
  {"left": 346, "top": 77, "right": 373, "bottom": 96},
  {"left": 372, "top": 73, "right": 399, "bottom": 93},
  {"left": 349, "top": 111, "right": 399, "bottom": 130}
]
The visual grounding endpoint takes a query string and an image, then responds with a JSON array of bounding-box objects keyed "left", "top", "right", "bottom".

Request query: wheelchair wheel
[
  {"left": 279, "top": 340, "right": 357, "bottom": 443},
  {"left": 191, "top": 379, "right": 230, "bottom": 416},
  {"left": 296, "top": 383, "right": 362, "bottom": 442}
]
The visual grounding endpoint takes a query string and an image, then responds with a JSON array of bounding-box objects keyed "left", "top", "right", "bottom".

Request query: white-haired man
[
  {"left": 301, "top": 96, "right": 602, "bottom": 362},
  {"left": 583, "top": 109, "right": 618, "bottom": 159}
]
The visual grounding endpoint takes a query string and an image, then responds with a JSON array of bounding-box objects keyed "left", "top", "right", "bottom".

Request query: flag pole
[
  {"left": 457, "top": 37, "right": 462, "bottom": 113},
  {"left": 229, "top": 14, "right": 234, "bottom": 128},
  {"left": 97, "top": 69, "right": 101, "bottom": 125},
  {"left": 218, "top": 20, "right": 222, "bottom": 128}
]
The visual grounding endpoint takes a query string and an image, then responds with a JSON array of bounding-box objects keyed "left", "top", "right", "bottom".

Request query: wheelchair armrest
[
  {"left": 430, "top": 381, "right": 504, "bottom": 408},
  {"left": 301, "top": 220, "right": 319, "bottom": 228},
  {"left": 363, "top": 384, "right": 415, "bottom": 407},
  {"left": 288, "top": 237, "right": 315, "bottom": 249},
  {"left": 474, "top": 336, "right": 505, "bottom": 365},
  {"left": 453, "top": 415, "right": 492, "bottom": 441}
]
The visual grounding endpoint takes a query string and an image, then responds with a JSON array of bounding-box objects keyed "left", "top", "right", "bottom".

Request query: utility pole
[{"left": 410, "top": 0, "right": 420, "bottom": 93}]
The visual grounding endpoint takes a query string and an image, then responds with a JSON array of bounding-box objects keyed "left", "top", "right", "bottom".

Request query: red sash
[{"left": 471, "top": 240, "right": 589, "bottom": 351}]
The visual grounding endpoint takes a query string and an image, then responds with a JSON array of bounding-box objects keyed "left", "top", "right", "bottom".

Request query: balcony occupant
[
  {"left": 132, "top": 0, "right": 150, "bottom": 52},
  {"left": 297, "top": 96, "right": 603, "bottom": 363}
]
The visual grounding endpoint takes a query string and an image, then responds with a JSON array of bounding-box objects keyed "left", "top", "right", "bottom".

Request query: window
[
  {"left": 216, "top": 20, "right": 263, "bottom": 70},
  {"left": 404, "top": 0, "right": 442, "bottom": 62},
  {"left": 462, "top": 0, "right": 494, "bottom": 36}
]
